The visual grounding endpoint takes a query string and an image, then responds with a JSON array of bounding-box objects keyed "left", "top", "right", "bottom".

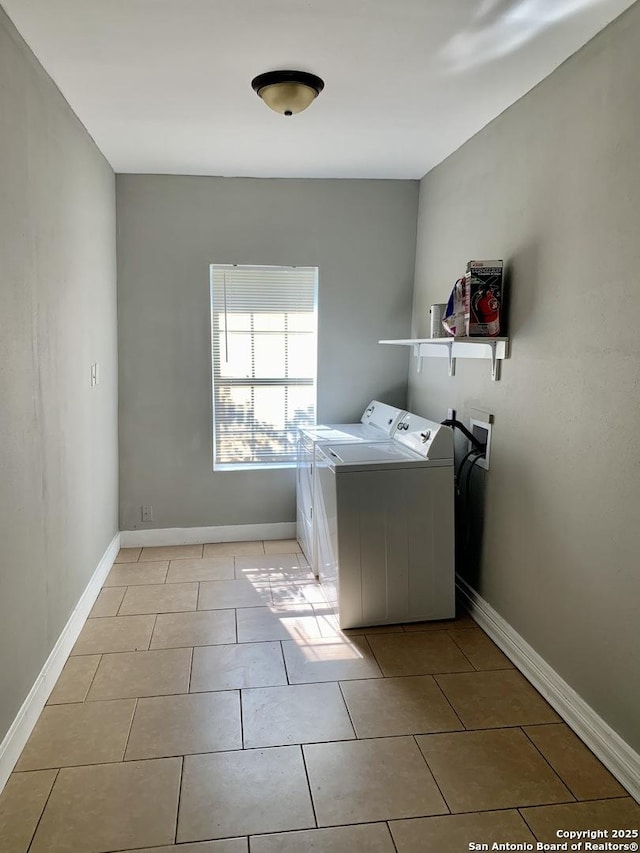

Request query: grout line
[
  {"left": 121, "top": 698, "right": 139, "bottom": 761},
  {"left": 26, "top": 767, "right": 59, "bottom": 853},
  {"left": 400, "top": 719, "right": 570, "bottom": 736},
  {"left": 518, "top": 805, "right": 542, "bottom": 842},
  {"left": 115, "top": 635, "right": 304, "bottom": 651},
  {"left": 195, "top": 581, "right": 201, "bottom": 611},
  {"left": 240, "top": 816, "right": 448, "bottom": 844},
  {"left": 280, "top": 641, "right": 291, "bottom": 685},
  {"left": 86, "top": 684, "right": 263, "bottom": 703},
  {"left": 107, "top": 605, "right": 200, "bottom": 618},
  {"left": 300, "top": 745, "right": 319, "bottom": 829},
  {"left": 115, "top": 586, "right": 129, "bottom": 616},
  {"left": 83, "top": 653, "right": 103, "bottom": 702},
  {"left": 386, "top": 820, "right": 400, "bottom": 853},
  {"left": 430, "top": 674, "right": 468, "bottom": 730},
  {"left": 90, "top": 646, "right": 196, "bottom": 657},
  {"left": 148, "top": 614, "right": 158, "bottom": 650},
  {"left": 525, "top": 793, "right": 632, "bottom": 805},
  {"left": 186, "top": 647, "right": 194, "bottom": 693},
  {"left": 520, "top": 725, "right": 578, "bottom": 802},
  {"left": 174, "top": 755, "right": 185, "bottom": 844},
  {"left": 336, "top": 681, "right": 359, "bottom": 740},
  {"left": 14, "top": 740, "right": 363, "bottom": 772},
  {"left": 355, "top": 634, "right": 384, "bottom": 678},
  {"left": 239, "top": 687, "right": 245, "bottom": 749},
  {"left": 411, "top": 733, "right": 452, "bottom": 815},
  {"left": 448, "top": 631, "right": 480, "bottom": 671},
  {"left": 383, "top": 799, "right": 632, "bottom": 819}
]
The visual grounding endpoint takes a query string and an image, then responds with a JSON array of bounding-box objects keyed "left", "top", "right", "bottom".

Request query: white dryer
[
  {"left": 314, "top": 414, "right": 455, "bottom": 629},
  {"left": 296, "top": 401, "right": 406, "bottom": 573}
]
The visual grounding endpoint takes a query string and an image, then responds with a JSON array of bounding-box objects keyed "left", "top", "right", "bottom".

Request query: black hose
[
  {"left": 455, "top": 449, "right": 480, "bottom": 493},
  {"left": 441, "top": 418, "right": 486, "bottom": 453}
]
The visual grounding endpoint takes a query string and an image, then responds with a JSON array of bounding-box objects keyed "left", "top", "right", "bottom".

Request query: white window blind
[{"left": 210, "top": 264, "right": 318, "bottom": 469}]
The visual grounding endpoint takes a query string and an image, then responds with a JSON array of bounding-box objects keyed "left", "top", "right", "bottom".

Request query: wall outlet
[
  {"left": 141, "top": 505, "right": 153, "bottom": 522},
  {"left": 90, "top": 363, "right": 99, "bottom": 387},
  {"left": 447, "top": 408, "right": 456, "bottom": 422}
]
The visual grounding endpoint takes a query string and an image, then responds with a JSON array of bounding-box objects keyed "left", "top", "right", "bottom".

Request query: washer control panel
[
  {"left": 360, "top": 400, "right": 406, "bottom": 436},
  {"left": 393, "top": 414, "right": 453, "bottom": 460}
]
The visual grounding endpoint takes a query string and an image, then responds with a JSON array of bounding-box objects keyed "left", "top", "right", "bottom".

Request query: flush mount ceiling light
[{"left": 251, "top": 70, "right": 324, "bottom": 116}]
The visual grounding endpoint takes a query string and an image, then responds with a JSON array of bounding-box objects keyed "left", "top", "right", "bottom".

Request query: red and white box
[{"left": 464, "top": 260, "right": 503, "bottom": 337}]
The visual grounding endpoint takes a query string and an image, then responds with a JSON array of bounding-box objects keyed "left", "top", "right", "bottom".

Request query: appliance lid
[
  {"left": 300, "top": 422, "right": 396, "bottom": 443},
  {"left": 300, "top": 426, "right": 366, "bottom": 442},
  {"left": 319, "top": 440, "right": 452, "bottom": 471}
]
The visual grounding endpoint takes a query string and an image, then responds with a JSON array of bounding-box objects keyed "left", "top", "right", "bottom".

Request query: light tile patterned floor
[{"left": 0, "top": 541, "right": 637, "bottom": 852}]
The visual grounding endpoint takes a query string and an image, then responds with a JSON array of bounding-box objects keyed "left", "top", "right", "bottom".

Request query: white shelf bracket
[
  {"left": 447, "top": 342, "right": 456, "bottom": 377},
  {"left": 413, "top": 343, "right": 423, "bottom": 373},
  {"left": 490, "top": 341, "right": 500, "bottom": 381}
]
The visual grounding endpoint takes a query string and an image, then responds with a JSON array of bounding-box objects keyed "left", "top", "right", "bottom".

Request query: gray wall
[
  {"left": 409, "top": 4, "right": 640, "bottom": 752},
  {"left": 0, "top": 8, "right": 118, "bottom": 742},
  {"left": 117, "top": 176, "right": 417, "bottom": 531}
]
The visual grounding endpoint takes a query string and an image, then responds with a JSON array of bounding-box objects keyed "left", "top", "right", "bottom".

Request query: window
[{"left": 210, "top": 264, "right": 318, "bottom": 469}]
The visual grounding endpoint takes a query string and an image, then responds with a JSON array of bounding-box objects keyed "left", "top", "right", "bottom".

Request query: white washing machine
[
  {"left": 296, "top": 401, "right": 406, "bottom": 573},
  {"left": 314, "top": 413, "right": 455, "bottom": 629}
]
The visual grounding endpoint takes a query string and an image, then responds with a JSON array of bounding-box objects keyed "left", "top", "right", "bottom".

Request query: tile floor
[{"left": 1, "top": 540, "right": 637, "bottom": 852}]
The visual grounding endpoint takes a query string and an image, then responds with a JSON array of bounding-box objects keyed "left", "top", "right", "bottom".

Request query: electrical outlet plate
[
  {"left": 469, "top": 409, "right": 493, "bottom": 471},
  {"left": 141, "top": 505, "right": 153, "bottom": 522}
]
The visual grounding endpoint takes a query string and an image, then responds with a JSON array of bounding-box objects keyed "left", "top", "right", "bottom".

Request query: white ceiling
[{"left": 2, "top": 0, "right": 635, "bottom": 178}]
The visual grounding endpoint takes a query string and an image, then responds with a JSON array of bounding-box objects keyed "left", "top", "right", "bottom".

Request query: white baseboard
[
  {"left": 457, "top": 575, "right": 640, "bottom": 803},
  {"left": 0, "top": 532, "right": 120, "bottom": 794},
  {"left": 120, "top": 522, "right": 296, "bottom": 548}
]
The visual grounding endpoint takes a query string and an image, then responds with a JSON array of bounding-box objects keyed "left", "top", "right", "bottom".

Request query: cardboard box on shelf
[{"left": 464, "top": 260, "right": 503, "bottom": 337}]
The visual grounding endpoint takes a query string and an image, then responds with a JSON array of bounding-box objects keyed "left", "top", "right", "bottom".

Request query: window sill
[{"left": 214, "top": 462, "right": 297, "bottom": 472}]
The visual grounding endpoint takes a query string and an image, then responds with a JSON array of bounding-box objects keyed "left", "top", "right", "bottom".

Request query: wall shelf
[{"left": 379, "top": 337, "right": 510, "bottom": 381}]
